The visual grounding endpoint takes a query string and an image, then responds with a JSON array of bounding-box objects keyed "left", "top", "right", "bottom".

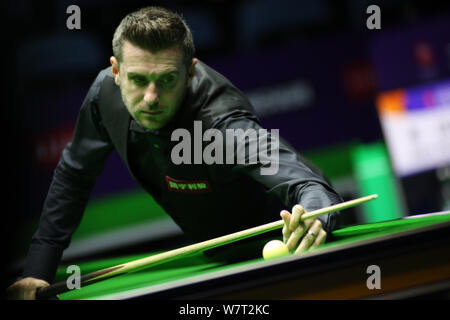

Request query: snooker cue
[{"left": 36, "top": 194, "right": 378, "bottom": 299}]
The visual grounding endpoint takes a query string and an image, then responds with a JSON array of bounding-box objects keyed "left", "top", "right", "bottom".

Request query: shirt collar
[
  {"left": 129, "top": 119, "right": 157, "bottom": 134},
  {"left": 128, "top": 118, "right": 178, "bottom": 137}
]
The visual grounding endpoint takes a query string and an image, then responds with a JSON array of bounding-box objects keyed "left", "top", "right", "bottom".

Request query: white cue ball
[{"left": 262, "top": 240, "right": 289, "bottom": 260}]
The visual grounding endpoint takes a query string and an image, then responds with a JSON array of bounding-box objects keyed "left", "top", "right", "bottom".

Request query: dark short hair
[{"left": 112, "top": 6, "right": 195, "bottom": 67}]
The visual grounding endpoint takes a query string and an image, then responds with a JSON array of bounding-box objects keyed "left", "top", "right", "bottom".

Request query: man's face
[{"left": 111, "top": 41, "right": 197, "bottom": 130}]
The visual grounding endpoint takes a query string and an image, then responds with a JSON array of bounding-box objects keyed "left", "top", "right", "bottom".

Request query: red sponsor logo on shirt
[{"left": 165, "top": 176, "right": 211, "bottom": 193}]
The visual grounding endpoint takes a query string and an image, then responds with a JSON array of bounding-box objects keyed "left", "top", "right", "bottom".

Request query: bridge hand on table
[{"left": 280, "top": 204, "right": 327, "bottom": 254}]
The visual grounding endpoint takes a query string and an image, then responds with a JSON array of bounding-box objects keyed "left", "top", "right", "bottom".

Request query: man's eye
[
  {"left": 132, "top": 77, "right": 147, "bottom": 86},
  {"left": 159, "top": 74, "right": 177, "bottom": 87}
]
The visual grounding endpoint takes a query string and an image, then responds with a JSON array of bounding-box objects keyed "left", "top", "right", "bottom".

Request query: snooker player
[{"left": 7, "top": 6, "right": 342, "bottom": 299}]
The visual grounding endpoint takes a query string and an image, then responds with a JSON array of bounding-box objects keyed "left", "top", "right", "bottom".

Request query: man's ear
[
  {"left": 187, "top": 58, "right": 198, "bottom": 88},
  {"left": 110, "top": 56, "right": 120, "bottom": 85}
]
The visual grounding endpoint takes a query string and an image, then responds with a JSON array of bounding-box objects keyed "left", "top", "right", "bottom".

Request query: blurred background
[{"left": 3, "top": 0, "right": 450, "bottom": 281}]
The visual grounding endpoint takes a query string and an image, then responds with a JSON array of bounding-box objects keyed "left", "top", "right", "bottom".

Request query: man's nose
[{"left": 143, "top": 82, "right": 159, "bottom": 104}]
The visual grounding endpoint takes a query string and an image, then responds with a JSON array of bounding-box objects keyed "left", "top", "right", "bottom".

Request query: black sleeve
[
  {"left": 212, "top": 111, "right": 342, "bottom": 234},
  {"left": 22, "top": 71, "right": 114, "bottom": 283}
]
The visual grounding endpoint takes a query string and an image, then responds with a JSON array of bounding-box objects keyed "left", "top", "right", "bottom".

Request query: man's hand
[
  {"left": 280, "top": 204, "right": 327, "bottom": 254},
  {"left": 6, "top": 277, "right": 50, "bottom": 300}
]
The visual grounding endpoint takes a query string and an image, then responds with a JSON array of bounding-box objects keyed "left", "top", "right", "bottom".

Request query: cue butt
[{"left": 36, "top": 265, "right": 125, "bottom": 300}]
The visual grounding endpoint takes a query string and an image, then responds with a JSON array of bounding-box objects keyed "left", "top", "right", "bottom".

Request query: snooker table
[{"left": 54, "top": 211, "right": 450, "bottom": 300}]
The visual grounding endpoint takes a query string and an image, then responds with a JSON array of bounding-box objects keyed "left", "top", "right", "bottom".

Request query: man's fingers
[
  {"left": 280, "top": 210, "right": 291, "bottom": 243},
  {"left": 294, "top": 219, "right": 323, "bottom": 254},
  {"left": 7, "top": 278, "right": 49, "bottom": 300},
  {"left": 24, "top": 289, "right": 35, "bottom": 300},
  {"left": 310, "top": 229, "right": 327, "bottom": 249},
  {"left": 289, "top": 205, "right": 305, "bottom": 232},
  {"left": 286, "top": 226, "right": 305, "bottom": 251}
]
